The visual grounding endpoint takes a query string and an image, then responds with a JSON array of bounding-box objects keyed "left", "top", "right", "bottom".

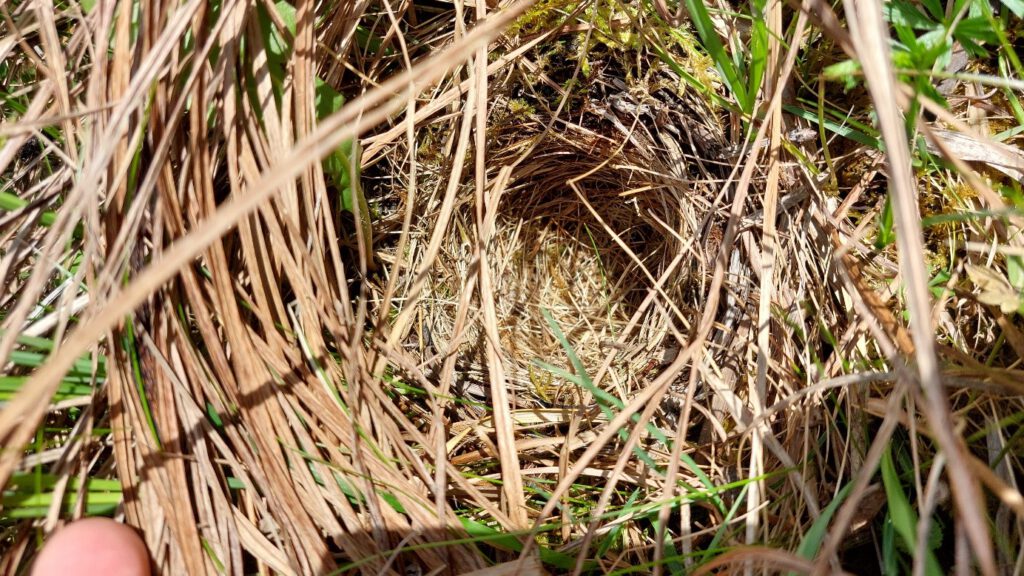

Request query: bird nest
[{"left": 375, "top": 68, "right": 729, "bottom": 426}]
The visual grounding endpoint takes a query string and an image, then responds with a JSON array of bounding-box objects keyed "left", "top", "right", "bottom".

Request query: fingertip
[{"left": 32, "top": 518, "right": 150, "bottom": 576}]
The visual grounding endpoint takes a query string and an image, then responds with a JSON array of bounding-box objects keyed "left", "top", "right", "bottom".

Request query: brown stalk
[
  {"left": 0, "top": 0, "right": 534, "bottom": 496},
  {"left": 838, "top": 1, "right": 995, "bottom": 573}
]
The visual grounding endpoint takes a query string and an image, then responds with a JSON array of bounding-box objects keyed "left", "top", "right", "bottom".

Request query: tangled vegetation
[{"left": 2, "top": 0, "right": 1024, "bottom": 574}]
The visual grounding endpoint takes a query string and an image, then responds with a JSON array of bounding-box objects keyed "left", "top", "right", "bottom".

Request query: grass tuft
[{"left": 2, "top": 0, "right": 1023, "bottom": 573}]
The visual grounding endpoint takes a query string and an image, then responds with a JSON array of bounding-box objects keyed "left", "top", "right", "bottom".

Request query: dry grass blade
[
  {"left": 834, "top": 0, "right": 995, "bottom": 574},
  {"left": 4, "top": 0, "right": 1023, "bottom": 573},
  {"left": 1, "top": 1, "right": 534, "bottom": 573},
  {"left": 0, "top": 0, "right": 535, "bottom": 490},
  {"left": 690, "top": 546, "right": 829, "bottom": 576},
  {"left": 473, "top": 0, "right": 529, "bottom": 532}
]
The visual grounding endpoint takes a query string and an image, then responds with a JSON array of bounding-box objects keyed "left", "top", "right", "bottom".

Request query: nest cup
[{"left": 415, "top": 92, "right": 722, "bottom": 410}]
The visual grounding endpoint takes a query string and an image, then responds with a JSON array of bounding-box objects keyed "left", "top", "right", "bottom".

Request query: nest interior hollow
[{"left": 405, "top": 77, "right": 727, "bottom": 408}]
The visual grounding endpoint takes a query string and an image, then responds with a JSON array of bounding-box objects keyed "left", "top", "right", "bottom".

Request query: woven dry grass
[
  {"left": 2, "top": 0, "right": 1024, "bottom": 574},
  {"left": 405, "top": 86, "right": 719, "bottom": 404}
]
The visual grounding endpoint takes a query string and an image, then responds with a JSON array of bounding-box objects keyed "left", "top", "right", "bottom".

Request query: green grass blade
[
  {"left": 678, "top": 0, "right": 748, "bottom": 111},
  {"left": 795, "top": 481, "right": 853, "bottom": 562},
  {"left": 881, "top": 445, "right": 943, "bottom": 576}
]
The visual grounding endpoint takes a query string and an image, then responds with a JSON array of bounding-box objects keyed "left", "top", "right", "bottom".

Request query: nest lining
[{"left": 393, "top": 71, "right": 729, "bottom": 417}]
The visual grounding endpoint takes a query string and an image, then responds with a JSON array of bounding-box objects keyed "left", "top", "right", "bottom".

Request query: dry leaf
[
  {"left": 966, "top": 264, "right": 1023, "bottom": 314},
  {"left": 926, "top": 128, "right": 1024, "bottom": 183}
]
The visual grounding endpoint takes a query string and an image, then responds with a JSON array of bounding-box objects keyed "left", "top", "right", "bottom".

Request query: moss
[
  {"left": 507, "top": 0, "right": 577, "bottom": 38},
  {"left": 508, "top": 0, "right": 715, "bottom": 95},
  {"left": 508, "top": 98, "right": 536, "bottom": 117}
]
